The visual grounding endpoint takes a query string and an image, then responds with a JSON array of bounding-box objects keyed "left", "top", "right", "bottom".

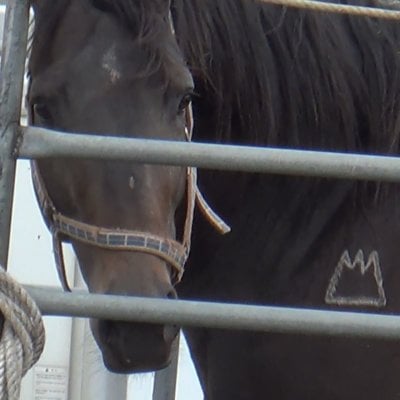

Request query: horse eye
[
  {"left": 178, "top": 93, "right": 192, "bottom": 114},
  {"left": 33, "top": 103, "right": 52, "bottom": 122}
]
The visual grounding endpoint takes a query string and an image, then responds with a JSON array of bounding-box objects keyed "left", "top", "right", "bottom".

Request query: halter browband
[{"left": 31, "top": 106, "right": 230, "bottom": 291}]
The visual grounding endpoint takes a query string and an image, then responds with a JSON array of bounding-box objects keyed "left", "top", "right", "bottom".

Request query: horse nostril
[{"left": 167, "top": 288, "right": 177, "bottom": 299}]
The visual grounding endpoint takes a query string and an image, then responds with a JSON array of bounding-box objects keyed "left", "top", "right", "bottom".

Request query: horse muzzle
[{"left": 91, "top": 318, "right": 179, "bottom": 373}]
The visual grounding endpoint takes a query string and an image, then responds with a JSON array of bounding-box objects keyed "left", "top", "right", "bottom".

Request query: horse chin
[
  {"left": 102, "top": 349, "right": 172, "bottom": 374},
  {"left": 90, "top": 319, "right": 178, "bottom": 373}
]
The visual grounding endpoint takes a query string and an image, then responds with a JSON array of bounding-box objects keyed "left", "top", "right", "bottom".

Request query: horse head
[{"left": 28, "top": 0, "right": 194, "bottom": 373}]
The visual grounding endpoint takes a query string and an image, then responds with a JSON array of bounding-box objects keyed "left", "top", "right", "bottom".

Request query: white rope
[
  {"left": 258, "top": 0, "right": 400, "bottom": 19},
  {"left": 0, "top": 266, "right": 45, "bottom": 400}
]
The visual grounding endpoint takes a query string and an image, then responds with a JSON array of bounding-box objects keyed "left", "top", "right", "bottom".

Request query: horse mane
[{"left": 172, "top": 0, "right": 400, "bottom": 154}]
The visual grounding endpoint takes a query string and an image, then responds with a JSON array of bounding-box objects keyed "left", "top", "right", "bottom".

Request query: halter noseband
[{"left": 31, "top": 106, "right": 230, "bottom": 291}]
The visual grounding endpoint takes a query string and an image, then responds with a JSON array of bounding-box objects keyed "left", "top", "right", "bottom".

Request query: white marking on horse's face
[
  {"left": 128, "top": 176, "right": 135, "bottom": 190},
  {"left": 102, "top": 45, "right": 121, "bottom": 84}
]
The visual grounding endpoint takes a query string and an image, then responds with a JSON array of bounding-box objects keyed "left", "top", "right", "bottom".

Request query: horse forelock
[
  {"left": 29, "top": 0, "right": 182, "bottom": 88},
  {"left": 90, "top": 0, "right": 168, "bottom": 41},
  {"left": 172, "top": 0, "right": 400, "bottom": 155},
  {"left": 89, "top": 0, "right": 179, "bottom": 84}
]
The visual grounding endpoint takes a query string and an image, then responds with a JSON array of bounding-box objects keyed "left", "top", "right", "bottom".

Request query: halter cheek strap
[
  {"left": 183, "top": 104, "right": 231, "bottom": 249},
  {"left": 31, "top": 106, "right": 230, "bottom": 292}
]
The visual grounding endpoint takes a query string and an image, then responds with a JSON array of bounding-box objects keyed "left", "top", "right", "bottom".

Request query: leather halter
[{"left": 31, "top": 106, "right": 230, "bottom": 291}]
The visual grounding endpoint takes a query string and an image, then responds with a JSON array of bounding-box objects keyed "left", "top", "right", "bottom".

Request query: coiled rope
[{"left": 0, "top": 266, "right": 45, "bottom": 400}]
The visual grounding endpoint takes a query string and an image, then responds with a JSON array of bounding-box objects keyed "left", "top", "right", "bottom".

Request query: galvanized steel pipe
[
  {"left": 19, "top": 125, "right": 400, "bottom": 182},
  {"left": 26, "top": 286, "right": 400, "bottom": 340},
  {"left": 0, "top": 1, "right": 29, "bottom": 267}
]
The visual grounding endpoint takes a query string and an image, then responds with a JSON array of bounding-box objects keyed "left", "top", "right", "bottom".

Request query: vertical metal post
[
  {"left": 0, "top": 0, "right": 29, "bottom": 268},
  {"left": 152, "top": 335, "right": 180, "bottom": 400}
]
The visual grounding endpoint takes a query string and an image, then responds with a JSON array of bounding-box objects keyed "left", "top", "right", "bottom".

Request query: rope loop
[{"left": 0, "top": 266, "right": 45, "bottom": 400}]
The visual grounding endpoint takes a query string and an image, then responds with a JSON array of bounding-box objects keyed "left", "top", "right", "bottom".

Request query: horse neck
[{"left": 175, "top": 0, "right": 400, "bottom": 153}]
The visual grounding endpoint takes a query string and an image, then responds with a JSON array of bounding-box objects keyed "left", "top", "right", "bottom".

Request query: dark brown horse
[{"left": 29, "top": 0, "right": 400, "bottom": 398}]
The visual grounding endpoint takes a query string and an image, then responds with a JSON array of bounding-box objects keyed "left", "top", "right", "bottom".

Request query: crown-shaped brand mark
[{"left": 325, "top": 250, "right": 386, "bottom": 307}]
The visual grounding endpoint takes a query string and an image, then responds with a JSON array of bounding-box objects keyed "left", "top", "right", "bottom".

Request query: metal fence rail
[
  {"left": 19, "top": 125, "right": 400, "bottom": 182},
  {"left": 26, "top": 286, "right": 400, "bottom": 341},
  {"left": 3, "top": 1, "right": 400, "bottom": 400},
  {"left": 0, "top": 0, "right": 28, "bottom": 268}
]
